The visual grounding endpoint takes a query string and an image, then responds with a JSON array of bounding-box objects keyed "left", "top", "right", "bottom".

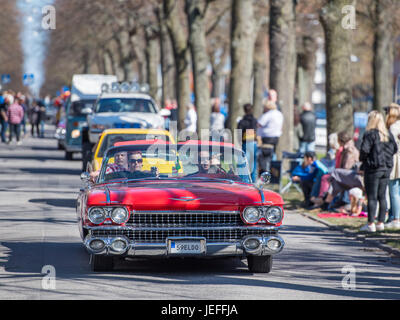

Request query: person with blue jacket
[{"left": 292, "top": 151, "right": 329, "bottom": 208}]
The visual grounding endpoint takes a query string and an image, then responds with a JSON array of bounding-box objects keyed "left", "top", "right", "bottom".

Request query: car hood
[
  {"left": 90, "top": 112, "right": 163, "bottom": 128},
  {"left": 87, "top": 180, "right": 284, "bottom": 211}
]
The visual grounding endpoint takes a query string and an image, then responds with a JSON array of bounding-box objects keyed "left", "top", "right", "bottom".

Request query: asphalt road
[{"left": 0, "top": 127, "right": 400, "bottom": 300}]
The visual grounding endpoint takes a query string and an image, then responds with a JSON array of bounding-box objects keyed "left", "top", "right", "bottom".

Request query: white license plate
[{"left": 169, "top": 240, "right": 203, "bottom": 254}]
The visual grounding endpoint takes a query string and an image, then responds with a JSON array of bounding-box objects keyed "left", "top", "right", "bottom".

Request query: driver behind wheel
[
  {"left": 128, "top": 150, "right": 159, "bottom": 177},
  {"left": 197, "top": 151, "right": 224, "bottom": 175}
]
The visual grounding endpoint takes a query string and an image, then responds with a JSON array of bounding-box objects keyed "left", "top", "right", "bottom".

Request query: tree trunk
[
  {"left": 269, "top": 0, "right": 297, "bottom": 156},
  {"left": 186, "top": 0, "right": 211, "bottom": 135},
  {"left": 228, "top": 0, "right": 256, "bottom": 133},
  {"left": 145, "top": 26, "right": 160, "bottom": 102},
  {"left": 320, "top": 0, "right": 355, "bottom": 138},
  {"left": 296, "top": 35, "right": 317, "bottom": 109},
  {"left": 373, "top": 0, "right": 395, "bottom": 112},
  {"left": 163, "top": 0, "right": 191, "bottom": 132},
  {"left": 253, "top": 28, "right": 268, "bottom": 118},
  {"left": 156, "top": 5, "right": 176, "bottom": 105}
]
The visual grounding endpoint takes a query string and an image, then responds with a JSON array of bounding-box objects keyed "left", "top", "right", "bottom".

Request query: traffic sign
[
  {"left": 23, "top": 73, "right": 35, "bottom": 86},
  {"left": 1, "top": 74, "right": 11, "bottom": 84}
]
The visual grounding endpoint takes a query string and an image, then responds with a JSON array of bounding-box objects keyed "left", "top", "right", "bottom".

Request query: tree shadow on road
[
  {"left": 1, "top": 239, "right": 400, "bottom": 299},
  {"left": 29, "top": 198, "right": 76, "bottom": 208},
  {"left": 20, "top": 167, "right": 81, "bottom": 175}
]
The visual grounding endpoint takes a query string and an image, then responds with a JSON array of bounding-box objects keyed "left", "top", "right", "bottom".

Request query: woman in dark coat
[{"left": 359, "top": 110, "right": 397, "bottom": 232}]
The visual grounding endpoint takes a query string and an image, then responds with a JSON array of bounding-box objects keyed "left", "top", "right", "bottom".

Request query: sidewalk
[{"left": 279, "top": 186, "right": 400, "bottom": 257}]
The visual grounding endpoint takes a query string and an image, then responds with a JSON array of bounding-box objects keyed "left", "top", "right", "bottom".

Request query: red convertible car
[{"left": 77, "top": 140, "right": 285, "bottom": 272}]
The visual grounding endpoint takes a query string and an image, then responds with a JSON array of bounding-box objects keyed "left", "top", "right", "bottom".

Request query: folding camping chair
[{"left": 279, "top": 151, "right": 304, "bottom": 194}]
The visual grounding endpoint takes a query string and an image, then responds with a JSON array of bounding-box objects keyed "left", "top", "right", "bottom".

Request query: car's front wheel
[
  {"left": 247, "top": 255, "right": 273, "bottom": 273},
  {"left": 90, "top": 255, "right": 114, "bottom": 272}
]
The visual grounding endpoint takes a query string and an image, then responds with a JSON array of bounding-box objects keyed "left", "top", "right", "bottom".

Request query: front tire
[
  {"left": 90, "top": 255, "right": 114, "bottom": 272},
  {"left": 247, "top": 255, "right": 273, "bottom": 273}
]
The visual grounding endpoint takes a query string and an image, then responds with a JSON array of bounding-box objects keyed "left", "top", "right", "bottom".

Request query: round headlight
[
  {"left": 243, "top": 207, "right": 261, "bottom": 224},
  {"left": 88, "top": 207, "right": 106, "bottom": 224},
  {"left": 89, "top": 239, "right": 106, "bottom": 251},
  {"left": 265, "top": 207, "right": 283, "bottom": 224},
  {"left": 267, "top": 238, "right": 282, "bottom": 251},
  {"left": 111, "top": 239, "right": 128, "bottom": 252},
  {"left": 111, "top": 207, "right": 129, "bottom": 224}
]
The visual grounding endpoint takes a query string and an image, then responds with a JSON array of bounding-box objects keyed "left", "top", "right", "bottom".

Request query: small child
[{"left": 348, "top": 187, "right": 364, "bottom": 216}]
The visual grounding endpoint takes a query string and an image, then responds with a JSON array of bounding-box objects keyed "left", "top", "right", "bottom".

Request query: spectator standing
[
  {"left": 237, "top": 104, "right": 258, "bottom": 182},
  {"left": 184, "top": 103, "right": 197, "bottom": 137},
  {"left": 38, "top": 100, "right": 46, "bottom": 138},
  {"left": 30, "top": 101, "right": 40, "bottom": 137},
  {"left": 385, "top": 103, "right": 400, "bottom": 229},
  {"left": 359, "top": 110, "right": 397, "bottom": 232},
  {"left": 7, "top": 97, "right": 24, "bottom": 145},
  {"left": 19, "top": 95, "right": 28, "bottom": 137},
  {"left": 257, "top": 100, "right": 283, "bottom": 173},
  {"left": 299, "top": 102, "right": 316, "bottom": 154},
  {"left": 0, "top": 94, "right": 8, "bottom": 143},
  {"left": 210, "top": 103, "right": 225, "bottom": 137}
]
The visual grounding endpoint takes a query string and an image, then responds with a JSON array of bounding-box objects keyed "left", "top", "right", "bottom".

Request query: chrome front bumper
[{"left": 83, "top": 233, "right": 285, "bottom": 258}]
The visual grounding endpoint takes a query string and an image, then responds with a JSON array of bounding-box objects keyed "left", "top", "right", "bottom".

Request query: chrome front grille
[
  {"left": 91, "top": 228, "right": 275, "bottom": 243},
  {"left": 128, "top": 211, "right": 243, "bottom": 227}
]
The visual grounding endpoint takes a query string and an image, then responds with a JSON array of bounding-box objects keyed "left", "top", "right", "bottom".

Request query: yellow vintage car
[{"left": 91, "top": 128, "right": 175, "bottom": 171}]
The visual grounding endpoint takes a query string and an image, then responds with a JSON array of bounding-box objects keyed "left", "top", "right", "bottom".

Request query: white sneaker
[
  {"left": 360, "top": 223, "right": 376, "bottom": 232},
  {"left": 385, "top": 221, "right": 400, "bottom": 230},
  {"left": 376, "top": 223, "right": 384, "bottom": 231}
]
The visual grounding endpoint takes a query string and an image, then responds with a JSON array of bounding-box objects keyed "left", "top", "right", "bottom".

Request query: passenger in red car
[{"left": 105, "top": 151, "right": 128, "bottom": 174}]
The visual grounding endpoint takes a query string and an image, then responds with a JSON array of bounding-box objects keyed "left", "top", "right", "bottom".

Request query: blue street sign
[
  {"left": 1, "top": 74, "right": 11, "bottom": 84},
  {"left": 23, "top": 73, "right": 35, "bottom": 86}
]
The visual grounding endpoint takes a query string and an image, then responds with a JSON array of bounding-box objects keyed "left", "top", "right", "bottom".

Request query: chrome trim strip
[
  {"left": 85, "top": 225, "right": 281, "bottom": 231},
  {"left": 131, "top": 210, "right": 240, "bottom": 215},
  {"left": 168, "top": 198, "right": 202, "bottom": 201},
  {"left": 84, "top": 235, "right": 285, "bottom": 257},
  {"left": 104, "top": 186, "right": 111, "bottom": 204}
]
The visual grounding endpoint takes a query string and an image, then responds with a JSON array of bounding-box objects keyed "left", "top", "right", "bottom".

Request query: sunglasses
[{"left": 129, "top": 158, "right": 143, "bottom": 164}]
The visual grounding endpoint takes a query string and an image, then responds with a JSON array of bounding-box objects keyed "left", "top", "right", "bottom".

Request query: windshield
[
  {"left": 68, "top": 100, "right": 95, "bottom": 116},
  {"left": 97, "top": 133, "right": 170, "bottom": 158},
  {"left": 97, "top": 143, "right": 251, "bottom": 184},
  {"left": 95, "top": 98, "right": 157, "bottom": 114}
]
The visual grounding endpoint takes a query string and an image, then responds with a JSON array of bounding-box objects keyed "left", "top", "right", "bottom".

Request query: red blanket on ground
[{"left": 317, "top": 212, "right": 367, "bottom": 219}]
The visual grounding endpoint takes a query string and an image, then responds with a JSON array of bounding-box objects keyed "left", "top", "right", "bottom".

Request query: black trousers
[
  {"left": 9, "top": 123, "right": 21, "bottom": 142},
  {"left": 258, "top": 137, "right": 279, "bottom": 173},
  {"left": 364, "top": 170, "right": 390, "bottom": 223},
  {"left": 300, "top": 179, "right": 314, "bottom": 207}
]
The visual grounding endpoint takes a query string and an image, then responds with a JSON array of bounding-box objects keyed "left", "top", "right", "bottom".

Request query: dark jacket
[
  {"left": 360, "top": 129, "right": 397, "bottom": 173},
  {"left": 300, "top": 110, "right": 316, "bottom": 142},
  {"left": 237, "top": 114, "right": 258, "bottom": 142}
]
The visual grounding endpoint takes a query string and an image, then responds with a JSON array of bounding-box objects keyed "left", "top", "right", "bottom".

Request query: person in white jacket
[
  {"left": 386, "top": 103, "right": 400, "bottom": 229},
  {"left": 184, "top": 104, "right": 197, "bottom": 134}
]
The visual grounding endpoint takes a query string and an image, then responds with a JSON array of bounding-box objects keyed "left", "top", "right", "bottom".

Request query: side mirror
[
  {"left": 81, "top": 107, "right": 93, "bottom": 115},
  {"left": 160, "top": 108, "right": 171, "bottom": 117},
  {"left": 260, "top": 172, "right": 271, "bottom": 185}
]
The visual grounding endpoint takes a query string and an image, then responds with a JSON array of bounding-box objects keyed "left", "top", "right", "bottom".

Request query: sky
[{"left": 17, "top": 0, "right": 54, "bottom": 98}]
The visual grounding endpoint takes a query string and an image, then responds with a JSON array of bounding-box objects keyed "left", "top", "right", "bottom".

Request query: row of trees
[
  {"left": 0, "top": 2, "right": 24, "bottom": 93},
  {"left": 42, "top": 0, "right": 400, "bottom": 153}
]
